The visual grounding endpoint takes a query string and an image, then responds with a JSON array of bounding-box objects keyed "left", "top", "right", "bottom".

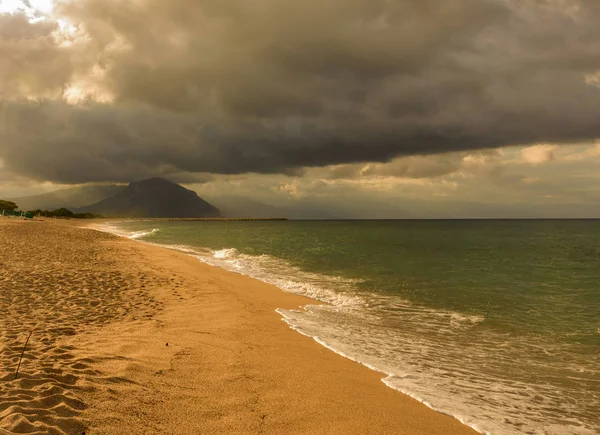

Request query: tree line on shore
[{"left": 0, "top": 200, "right": 102, "bottom": 219}]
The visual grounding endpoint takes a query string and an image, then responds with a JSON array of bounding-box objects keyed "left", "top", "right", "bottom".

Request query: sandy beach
[{"left": 0, "top": 219, "right": 478, "bottom": 435}]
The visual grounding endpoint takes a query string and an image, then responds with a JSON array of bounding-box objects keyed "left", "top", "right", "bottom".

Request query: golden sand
[{"left": 0, "top": 219, "right": 477, "bottom": 434}]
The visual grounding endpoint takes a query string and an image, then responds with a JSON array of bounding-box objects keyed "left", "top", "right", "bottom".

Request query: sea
[{"left": 100, "top": 219, "right": 600, "bottom": 435}]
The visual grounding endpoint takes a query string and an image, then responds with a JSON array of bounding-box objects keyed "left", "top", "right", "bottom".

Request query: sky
[{"left": 0, "top": 0, "right": 599, "bottom": 217}]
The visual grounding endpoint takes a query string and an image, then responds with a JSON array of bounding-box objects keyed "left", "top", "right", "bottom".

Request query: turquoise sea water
[{"left": 103, "top": 220, "right": 600, "bottom": 434}]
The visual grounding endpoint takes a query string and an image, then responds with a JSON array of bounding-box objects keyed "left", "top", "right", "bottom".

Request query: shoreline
[
  {"left": 99, "top": 217, "right": 289, "bottom": 221},
  {"left": 90, "top": 220, "right": 483, "bottom": 434},
  {"left": 95, "top": 221, "right": 489, "bottom": 433},
  {"left": 1, "top": 219, "right": 478, "bottom": 434}
]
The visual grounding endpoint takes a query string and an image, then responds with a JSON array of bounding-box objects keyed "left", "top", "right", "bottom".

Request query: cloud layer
[{"left": 1, "top": 0, "right": 600, "bottom": 183}]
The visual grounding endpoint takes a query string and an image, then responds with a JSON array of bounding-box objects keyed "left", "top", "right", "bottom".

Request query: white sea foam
[
  {"left": 196, "top": 247, "right": 364, "bottom": 307},
  {"left": 128, "top": 228, "right": 160, "bottom": 239},
  {"left": 94, "top": 222, "right": 160, "bottom": 240}
]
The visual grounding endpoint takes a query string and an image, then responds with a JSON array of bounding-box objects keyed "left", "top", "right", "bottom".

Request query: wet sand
[{"left": 0, "top": 218, "right": 477, "bottom": 434}]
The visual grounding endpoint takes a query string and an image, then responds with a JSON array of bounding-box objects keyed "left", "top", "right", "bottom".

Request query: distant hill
[
  {"left": 10, "top": 185, "right": 126, "bottom": 211},
  {"left": 77, "top": 178, "right": 220, "bottom": 218}
]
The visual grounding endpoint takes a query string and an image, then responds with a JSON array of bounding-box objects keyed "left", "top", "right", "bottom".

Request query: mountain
[
  {"left": 10, "top": 185, "right": 126, "bottom": 211},
  {"left": 78, "top": 178, "right": 220, "bottom": 218}
]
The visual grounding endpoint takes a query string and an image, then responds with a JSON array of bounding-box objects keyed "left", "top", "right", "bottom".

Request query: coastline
[{"left": 0, "top": 218, "right": 478, "bottom": 434}]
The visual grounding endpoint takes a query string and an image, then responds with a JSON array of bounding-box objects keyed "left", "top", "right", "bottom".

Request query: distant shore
[
  {"left": 129, "top": 217, "right": 288, "bottom": 221},
  {"left": 0, "top": 219, "right": 477, "bottom": 435}
]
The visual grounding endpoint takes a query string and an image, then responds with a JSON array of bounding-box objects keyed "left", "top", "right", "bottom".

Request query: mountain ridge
[{"left": 77, "top": 178, "right": 220, "bottom": 218}]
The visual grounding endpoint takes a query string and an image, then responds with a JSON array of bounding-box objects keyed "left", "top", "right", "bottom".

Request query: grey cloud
[
  {"left": 1, "top": 0, "right": 600, "bottom": 183},
  {"left": 0, "top": 13, "right": 66, "bottom": 98},
  {"left": 363, "top": 156, "right": 460, "bottom": 179},
  {"left": 320, "top": 154, "right": 463, "bottom": 180}
]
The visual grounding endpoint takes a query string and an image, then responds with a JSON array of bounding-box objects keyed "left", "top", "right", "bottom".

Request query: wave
[
  {"left": 95, "top": 223, "right": 160, "bottom": 240},
  {"left": 128, "top": 228, "right": 160, "bottom": 239},
  {"left": 197, "top": 247, "right": 364, "bottom": 307}
]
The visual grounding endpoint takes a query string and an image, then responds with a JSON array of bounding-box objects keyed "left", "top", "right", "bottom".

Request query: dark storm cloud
[{"left": 1, "top": 0, "right": 600, "bottom": 183}]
